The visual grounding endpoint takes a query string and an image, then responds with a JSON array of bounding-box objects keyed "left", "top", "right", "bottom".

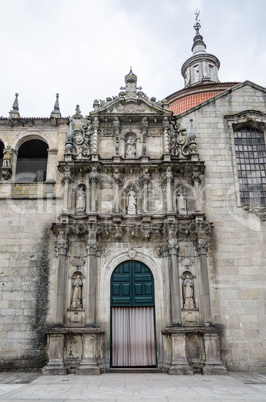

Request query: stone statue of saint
[
  {"left": 71, "top": 275, "right": 83, "bottom": 309},
  {"left": 3, "top": 147, "right": 12, "bottom": 168},
  {"left": 177, "top": 186, "right": 187, "bottom": 214},
  {"left": 126, "top": 135, "right": 136, "bottom": 157},
  {"left": 183, "top": 276, "right": 195, "bottom": 310},
  {"left": 127, "top": 187, "right": 137, "bottom": 215},
  {"left": 76, "top": 186, "right": 86, "bottom": 212}
]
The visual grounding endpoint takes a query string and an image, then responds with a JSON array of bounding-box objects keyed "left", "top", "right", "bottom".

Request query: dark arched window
[
  {"left": 0, "top": 141, "right": 4, "bottom": 180},
  {"left": 15, "top": 139, "right": 48, "bottom": 183}
]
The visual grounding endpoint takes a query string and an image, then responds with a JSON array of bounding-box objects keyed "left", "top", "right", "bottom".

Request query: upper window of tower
[
  {"left": 193, "top": 65, "right": 199, "bottom": 82},
  {"left": 209, "top": 65, "right": 214, "bottom": 81}
]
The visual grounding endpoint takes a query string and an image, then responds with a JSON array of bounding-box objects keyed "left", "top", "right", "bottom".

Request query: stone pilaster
[
  {"left": 113, "top": 117, "right": 120, "bottom": 156},
  {"left": 169, "top": 242, "right": 182, "bottom": 326},
  {"left": 197, "top": 234, "right": 212, "bottom": 325},
  {"left": 85, "top": 230, "right": 98, "bottom": 326},
  {"left": 163, "top": 116, "right": 170, "bottom": 154},
  {"left": 165, "top": 167, "right": 173, "bottom": 212},
  {"left": 91, "top": 117, "right": 99, "bottom": 154},
  {"left": 55, "top": 229, "right": 69, "bottom": 326},
  {"left": 89, "top": 168, "right": 99, "bottom": 212},
  {"left": 62, "top": 167, "right": 73, "bottom": 212},
  {"left": 113, "top": 169, "right": 121, "bottom": 213}
]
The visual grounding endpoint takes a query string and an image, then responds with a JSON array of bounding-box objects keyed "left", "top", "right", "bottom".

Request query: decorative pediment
[
  {"left": 90, "top": 68, "right": 170, "bottom": 116},
  {"left": 92, "top": 96, "right": 170, "bottom": 115}
]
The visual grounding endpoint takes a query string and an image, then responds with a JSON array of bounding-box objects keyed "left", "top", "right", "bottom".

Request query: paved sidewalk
[{"left": 0, "top": 372, "right": 265, "bottom": 401}]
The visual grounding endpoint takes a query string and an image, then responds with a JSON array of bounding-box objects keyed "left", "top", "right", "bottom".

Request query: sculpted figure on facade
[
  {"left": 127, "top": 186, "right": 137, "bottom": 215},
  {"left": 126, "top": 135, "right": 136, "bottom": 157},
  {"left": 183, "top": 273, "right": 195, "bottom": 310},
  {"left": 76, "top": 185, "right": 86, "bottom": 213},
  {"left": 71, "top": 275, "right": 83, "bottom": 309},
  {"left": 176, "top": 185, "right": 188, "bottom": 214}
]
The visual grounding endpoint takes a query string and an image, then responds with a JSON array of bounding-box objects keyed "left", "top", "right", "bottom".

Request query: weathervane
[{"left": 194, "top": 9, "right": 201, "bottom": 31}]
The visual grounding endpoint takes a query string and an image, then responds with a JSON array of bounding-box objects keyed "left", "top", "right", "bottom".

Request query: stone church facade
[{"left": 0, "top": 23, "right": 265, "bottom": 374}]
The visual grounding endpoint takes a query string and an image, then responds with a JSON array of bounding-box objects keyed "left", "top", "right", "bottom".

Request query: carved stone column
[
  {"left": 190, "top": 167, "right": 202, "bottom": 212},
  {"left": 113, "top": 117, "right": 120, "bottom": 156},
  {"left": 91, "top": 117, "right": 99, "bottom": 154},
  {"left": 113, "top": 169, "right": 121, "bottom": 213},
  {"left": 197, "top": 234, "right": 212, "bottom": 325},
  {"left": 165, "top": 167, "right": 173, "bottom": 212},
  {"left": 55, "top": 229, "right": 69, "bottom": 326},
  {"left": 169, "top": 242, "right": 182, "bottom": 326},
  {"left": 62, "top": 167, "right": 73, "bottom": 212},
  {"left": 163, "top": 117, "right": 170, "bottom": 154},
  {"left": 89, "top": 168, "right": 98, "bottom": 212},
  {"left": 86, "top": 230, "right": 98, "bottom": 326},
  {"left": 141, "top": 117, "right": 148, "bottom": 155},
  {"left": 142, "top": 169, "right": 150, "bottom": 213}
]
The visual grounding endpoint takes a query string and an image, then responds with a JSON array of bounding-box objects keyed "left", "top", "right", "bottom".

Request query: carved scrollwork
[{"left": 169, "top": 118, "right": 198, "bottom": 159}]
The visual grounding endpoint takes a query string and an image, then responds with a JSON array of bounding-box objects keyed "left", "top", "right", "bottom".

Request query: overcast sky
[{"left": 0, "top": 0, "right": 265, "bottom": 117}]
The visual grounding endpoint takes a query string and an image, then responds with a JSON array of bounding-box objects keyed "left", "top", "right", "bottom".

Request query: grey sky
[{"left": 0, "top": 0, "right": 265, "bottom": 117}]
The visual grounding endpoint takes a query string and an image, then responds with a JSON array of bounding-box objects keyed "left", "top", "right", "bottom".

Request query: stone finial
[
  {"left": 120, "top": 67, "right": 142, "bottom": 98},
  {"left": 9, "top": 93, "right": 20, "bottom": 118},
  {"left": 73, "top": 105, "right": 83, "bottom": 119},
  {"left": 50, "top": 93, "right": 61, "bottom": 118}
]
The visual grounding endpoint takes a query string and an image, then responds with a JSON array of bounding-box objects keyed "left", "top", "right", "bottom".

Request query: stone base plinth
[
  {"left": 162, "top": 326, "right": 226, "bottom": 375},
  {"left": 42, "top": 364, "right": 67, "bottom": 375},
  {"left": 44, "top": 327, "right": 105, "bottom": 375}
]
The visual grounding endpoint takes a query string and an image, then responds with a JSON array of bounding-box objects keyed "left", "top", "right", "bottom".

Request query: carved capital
[
  {"left": 197, "top": 236, "right": 208, "bottom": 255},
  {"left": 55, "top": 230, "right": 69, "bottom": 257}
]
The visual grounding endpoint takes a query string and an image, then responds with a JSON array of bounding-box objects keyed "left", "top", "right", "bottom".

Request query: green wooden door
[{"left": 111, "top": 260, "right": 155, "bottom": 307}]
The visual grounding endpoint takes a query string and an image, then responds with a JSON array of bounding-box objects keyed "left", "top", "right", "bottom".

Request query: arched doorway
[{"left": 110, "top": 260, "right": 156, "bottom": 367}]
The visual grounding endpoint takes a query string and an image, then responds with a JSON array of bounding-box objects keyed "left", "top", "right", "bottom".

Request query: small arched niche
[
  {"left": 75, "top": 184, "right": 86, "bottom": 213},
  {"left": 124, "top": 132, "right": 137, "bottom": 158},
  {"left": 70, "top": 271, "right": 83, "bottom": 310},
  {"left": 15, "top": 139, "right": 48, "bottom": 183}
]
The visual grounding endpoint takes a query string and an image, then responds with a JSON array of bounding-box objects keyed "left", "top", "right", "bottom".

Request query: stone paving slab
[{"left": 0, "top": 372, "right": 265, "bottom": 401}]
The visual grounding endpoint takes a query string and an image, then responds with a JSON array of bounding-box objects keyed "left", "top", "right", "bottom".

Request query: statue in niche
[
  {"left": 176, "top": 185, "right": 187, "bottom": 214},
  {"left": 182, "top": 274, "right": 195, "bottom": 310},
  {"left": 76, "top": 185, "right": 86, "bottom": 213},
  {"left": 126, "top": 135, "right": 136, "bottom": 157},
  {"left": 127, "top": 187, "right": 137, "bottom": 215},
  {"left": 71, "top": 275, "right": 83, "bottom": 309}
]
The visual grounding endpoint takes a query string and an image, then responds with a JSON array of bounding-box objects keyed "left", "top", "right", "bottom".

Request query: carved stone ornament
[
  {"left": 1, "top": 147, "right": 13, "bottom": 180},
  {"left": 55, "top": 230, "right": 69, "bottom": 257},
  {"left": 128, "top": 248, "right": 137, "bottom": 259},
  {"left": 244, "top": 206, "right": 266, "bottom": 221},
  {"left": 70, "top": 257, "right": 86, "bottom": 270},
  {"left": 169, "top": 118, "right": 198, "bottom": 159},
  {"left": 178, "top": 257, "right": 194, "bottom": 271},
  {"left": 72, "top": 124, "right": 91, "bottom": 159}
]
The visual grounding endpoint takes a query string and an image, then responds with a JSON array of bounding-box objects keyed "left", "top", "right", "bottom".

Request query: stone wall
[{"left": 176, "top": 83, "right": 266, "bottom": 372}]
